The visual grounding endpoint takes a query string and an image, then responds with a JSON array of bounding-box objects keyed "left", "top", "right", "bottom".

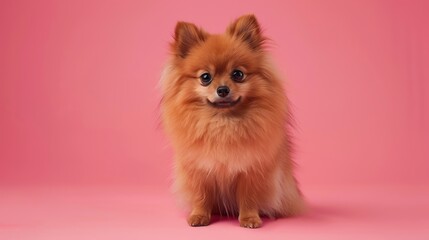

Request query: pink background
[{"left": 1, "top": 0, "right": 428, "bottom": 239}]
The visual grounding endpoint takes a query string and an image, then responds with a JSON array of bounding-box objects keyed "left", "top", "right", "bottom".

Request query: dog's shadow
[
  {"left": 296, "top": 203, "right": 354, "bottom": 221},
  {"left": 209, "top": 203, "right": 359, "bottom": 227}
]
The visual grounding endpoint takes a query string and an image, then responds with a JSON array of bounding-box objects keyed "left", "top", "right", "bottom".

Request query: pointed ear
[
  {"left": 226, "top": 14, "right": 264, "bottom": 50},
  {"left": 172, "top": 22, "right": 207, "bottom": 58}
]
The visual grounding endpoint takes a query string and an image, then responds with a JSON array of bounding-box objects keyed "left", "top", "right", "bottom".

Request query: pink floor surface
[{"left": 1, "top": 184, "right": 428, "bottom": 240}]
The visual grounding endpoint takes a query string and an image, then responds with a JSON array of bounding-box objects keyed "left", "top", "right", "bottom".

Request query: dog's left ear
[{"left": 226, "top": 14, "right": 264, "bottom": 50}]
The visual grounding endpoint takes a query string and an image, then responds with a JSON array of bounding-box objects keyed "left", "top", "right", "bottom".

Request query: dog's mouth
[{"left": 207, "top": 96, "right": 241, "bottom": 108}]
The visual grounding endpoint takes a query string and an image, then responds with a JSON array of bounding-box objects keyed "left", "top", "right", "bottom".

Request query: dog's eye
[
  {"left": 199, "top": 73, "right": 212, "bottom": 86},
  {"left": 231, "top": 69, "right": 245, "bottom": 82}
]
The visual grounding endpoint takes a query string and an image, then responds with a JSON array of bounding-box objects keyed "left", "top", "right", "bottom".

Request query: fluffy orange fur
[{"left": 160, "top": 14, "right": 304, "bottom": 228}]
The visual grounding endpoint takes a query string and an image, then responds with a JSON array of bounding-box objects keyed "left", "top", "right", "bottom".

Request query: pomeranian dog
[{"left": 160, "top": 14, "right": 304, "bottom": 228}]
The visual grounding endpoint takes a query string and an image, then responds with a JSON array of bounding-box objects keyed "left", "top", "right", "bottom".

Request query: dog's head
[{"left": 164, "top": 15, "right": 280, "bottom": 114}]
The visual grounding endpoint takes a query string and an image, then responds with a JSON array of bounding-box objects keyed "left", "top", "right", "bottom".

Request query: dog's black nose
[{"left": 216, "top": 86, "right": 230, "bottom": 98}]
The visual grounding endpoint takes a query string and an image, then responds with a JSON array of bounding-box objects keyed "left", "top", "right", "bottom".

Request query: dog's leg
[
  {"left": 186, "top": 172, "right": 215, "bottom": 227},
  {"left": 236, "top": 173, "right": 263, "bottom": 228}
]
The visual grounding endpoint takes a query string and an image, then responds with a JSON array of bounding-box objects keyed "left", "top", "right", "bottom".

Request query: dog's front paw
[
  {"left": 239, "top": 215, "right": 262, "bottom": 228},
  {"left": 187, "top": 214, "right": 211, "bottom": 227}
]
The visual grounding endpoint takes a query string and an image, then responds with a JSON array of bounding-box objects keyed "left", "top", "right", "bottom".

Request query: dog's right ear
[{"left": 172, "top": 22, "right": 207, "bottom": 58}]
